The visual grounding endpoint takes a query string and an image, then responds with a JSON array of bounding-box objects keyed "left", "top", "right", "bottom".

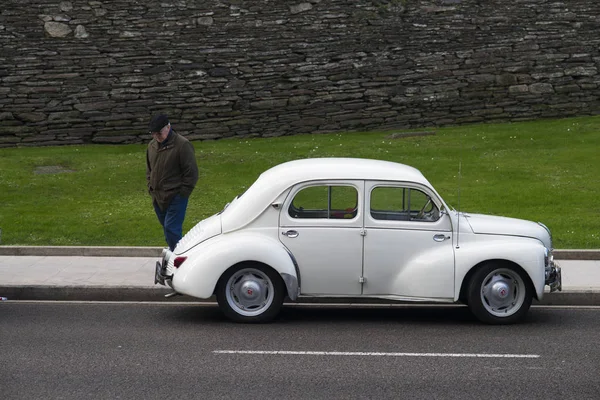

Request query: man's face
[{"left": 152, "top": 124, "right": 170, "bottom": 143}]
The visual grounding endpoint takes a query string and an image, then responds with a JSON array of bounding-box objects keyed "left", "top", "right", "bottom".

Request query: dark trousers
[{"left": 153, "top": 194, "right": 189, "bottom": 251}]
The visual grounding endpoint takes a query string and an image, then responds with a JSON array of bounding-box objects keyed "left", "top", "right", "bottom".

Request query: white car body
[{"left": 155, "top": 158, "right": 561, "bottom": 323}]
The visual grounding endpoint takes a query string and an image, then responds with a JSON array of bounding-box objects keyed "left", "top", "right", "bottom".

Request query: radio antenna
[{"left": 456, "top": 161, "right": 461, "bottom": 249}]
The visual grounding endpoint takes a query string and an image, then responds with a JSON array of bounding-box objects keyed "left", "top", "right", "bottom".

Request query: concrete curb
[
  {"left": 0, "top": 246, "right": 598, "bottom": 260},
  {"left": 0, "top": 246, "right": 163, "bottom": 257},
  {"left": 553, "top": 249, "right": 600, "bottom": 260},
  {"left": 0, "top": 285, "right": 186, "bottom": 302},
  {"left": 1, "top": 285, "right": 599, "bottom": 306}
]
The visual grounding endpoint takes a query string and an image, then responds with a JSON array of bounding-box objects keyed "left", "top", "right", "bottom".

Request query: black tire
[
  {"left": 467, "top": 263, "right": 533, "bottom": 325},
  {"left": 216, "top": 263, "right": 285, "bottom": 323}
]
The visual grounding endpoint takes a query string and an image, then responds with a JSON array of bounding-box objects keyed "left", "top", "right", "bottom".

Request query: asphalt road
[{"left": 1, "top": 302, "right": 599, "bottom": 400}]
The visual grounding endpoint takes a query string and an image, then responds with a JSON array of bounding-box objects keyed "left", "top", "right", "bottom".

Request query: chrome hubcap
[
  {"left": 225, "top": 268, "right": 274, "bottom": 317},
  {"left": 240, "top": 280, "right": 262, "bottom": 303},
  {"left": 480, "top": 268, "right": 525, "bottom": 317}
]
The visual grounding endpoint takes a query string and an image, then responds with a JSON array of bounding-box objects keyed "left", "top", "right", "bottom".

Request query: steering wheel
[{"left": 416, "top": 199, "right": 432, "bottom": 220}]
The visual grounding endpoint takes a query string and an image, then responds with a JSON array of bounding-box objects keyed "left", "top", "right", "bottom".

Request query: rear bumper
[{"left": 545, "top": 261, "right": 562, "bottom": 292}]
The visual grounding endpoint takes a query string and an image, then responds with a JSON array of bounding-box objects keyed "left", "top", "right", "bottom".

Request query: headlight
[
  {"left": 543, "top": 247, "right": 554, "bottom": 267},
  {"left": 538, "top": 222, "right": 553, "bottom": 250}
]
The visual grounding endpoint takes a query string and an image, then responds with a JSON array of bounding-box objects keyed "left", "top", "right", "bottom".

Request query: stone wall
[{"left": 0, "top": 0, "right": 599, "bottom": 147}]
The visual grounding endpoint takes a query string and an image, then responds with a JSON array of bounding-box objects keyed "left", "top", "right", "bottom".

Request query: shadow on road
[
  {"left": 279, "top": 305, "right": 477, "bottom": 324},
  {"left": 159, "top": 303, "right": 556, "bottom": 327}
]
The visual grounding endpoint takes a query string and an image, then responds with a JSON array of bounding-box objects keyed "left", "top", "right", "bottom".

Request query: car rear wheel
[
  {"left": 467, "top": 263, "right": 533, "bottom": 324},
  {"left": 216, "top": 264, "right": 285, "bottom": 323}
]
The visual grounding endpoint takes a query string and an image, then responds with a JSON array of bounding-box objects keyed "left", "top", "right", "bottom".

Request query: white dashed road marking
[{"left": 213, "top": 350, "right": 540, "bottom": 358}]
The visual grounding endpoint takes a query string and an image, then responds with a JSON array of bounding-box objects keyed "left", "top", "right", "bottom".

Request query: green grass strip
[{"left": 0, "top": 115, "right": 598, "bottom": 249}]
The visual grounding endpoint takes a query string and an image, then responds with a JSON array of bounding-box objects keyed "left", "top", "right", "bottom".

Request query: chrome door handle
[
  {"left": 433, "top": 234, "right": 450, "bottom": 242},
  {"left": 282, "top": 230, "right": 299, "bottom": 238}
]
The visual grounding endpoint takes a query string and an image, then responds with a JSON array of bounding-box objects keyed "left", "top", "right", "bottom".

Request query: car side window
[
  {"left": 370, "top": 186, "right": 439, "bottom": 222},
  {"left": 289, "top": 185, "right": 358, "bottom": 219}
]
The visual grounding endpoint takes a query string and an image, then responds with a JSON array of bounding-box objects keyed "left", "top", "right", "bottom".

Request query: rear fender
[{"left": 172, "top": 232, "right": 299, "bottom": 300}]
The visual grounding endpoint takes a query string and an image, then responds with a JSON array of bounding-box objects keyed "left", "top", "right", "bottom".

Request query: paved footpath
[{"left": 0, "top": 247, "right": 599, "bottom": 305}]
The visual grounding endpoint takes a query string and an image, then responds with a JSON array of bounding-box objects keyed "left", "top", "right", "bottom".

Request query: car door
[
  {"left": 279, "top": 181, "right": 364, "bottom": 295},
  {"left": 362, "top": 181, "right": 455, "bottom": 299}
]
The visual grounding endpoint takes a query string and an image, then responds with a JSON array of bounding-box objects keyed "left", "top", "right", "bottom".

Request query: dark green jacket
[{"left": 146, "top": 130, "right": 199, "bottom": 211}]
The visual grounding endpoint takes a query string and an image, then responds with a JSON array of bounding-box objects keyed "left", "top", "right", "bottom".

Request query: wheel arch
[
  {"left": 215, "top": 259, "right": 298, "bottom": 301},
  {"left": 458, "top": 259, "right": 538, "bottom": 304}
]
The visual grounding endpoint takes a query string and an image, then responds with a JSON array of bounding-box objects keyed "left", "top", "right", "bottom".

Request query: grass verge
[{"left": 0, "top": 115, "right": 598, "bottom": 249}]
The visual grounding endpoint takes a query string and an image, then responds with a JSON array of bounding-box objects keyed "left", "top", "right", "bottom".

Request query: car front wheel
[
  {"left": 467, "top": 263, "right": 533, "bottom": 324},
  {"left": 216, "top": 264, "right": 285, "bottom": 323}
]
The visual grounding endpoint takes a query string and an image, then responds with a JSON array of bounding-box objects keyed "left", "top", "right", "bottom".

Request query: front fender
[
  {"left": 172, "top": 232, "right": 299, "bottom": 300},
  {"left": 455, "top": 236, "right": 546, "bottom": 301}
]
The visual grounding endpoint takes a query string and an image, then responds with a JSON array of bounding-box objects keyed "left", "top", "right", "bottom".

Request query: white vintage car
[{"left": 155, "top": 158, "right": 561, "bottom": 324}]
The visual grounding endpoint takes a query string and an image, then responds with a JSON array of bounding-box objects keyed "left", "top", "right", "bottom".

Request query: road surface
[{"left": 1, "top": 302, "right": 599, "bottom": 399}]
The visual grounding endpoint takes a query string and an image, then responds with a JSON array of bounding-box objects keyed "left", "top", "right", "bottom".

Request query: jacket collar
[
  {"left": 152, "top": 129, "right": 176, "bottom": 149},
  {"left": 158, "top": 128, "right": 174, "bottom": 148}
]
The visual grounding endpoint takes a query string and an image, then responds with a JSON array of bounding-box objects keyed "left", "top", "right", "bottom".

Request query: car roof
[
  {"left": 259, "top": 157, "right": 429, "bottom": 185},
  {"left": 221, "top": 158, "right": 434, "bottom": 232}
]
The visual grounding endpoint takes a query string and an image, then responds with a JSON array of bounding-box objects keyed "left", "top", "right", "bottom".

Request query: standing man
[{"left": 146, "top": 114, "right": 198, "bottom": 251}]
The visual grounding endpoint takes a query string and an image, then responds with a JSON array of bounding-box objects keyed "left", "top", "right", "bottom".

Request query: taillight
[{"left": 173, "top": 256, "right": 187, "bottom": 268}]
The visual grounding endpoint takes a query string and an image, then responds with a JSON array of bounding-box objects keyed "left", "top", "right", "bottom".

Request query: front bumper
[
  {"left": 545, "top": 260, "right": 562, "bottom": 292},
  {"left": 154, "top": 248, "right": 173, "bottom": 287}
]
